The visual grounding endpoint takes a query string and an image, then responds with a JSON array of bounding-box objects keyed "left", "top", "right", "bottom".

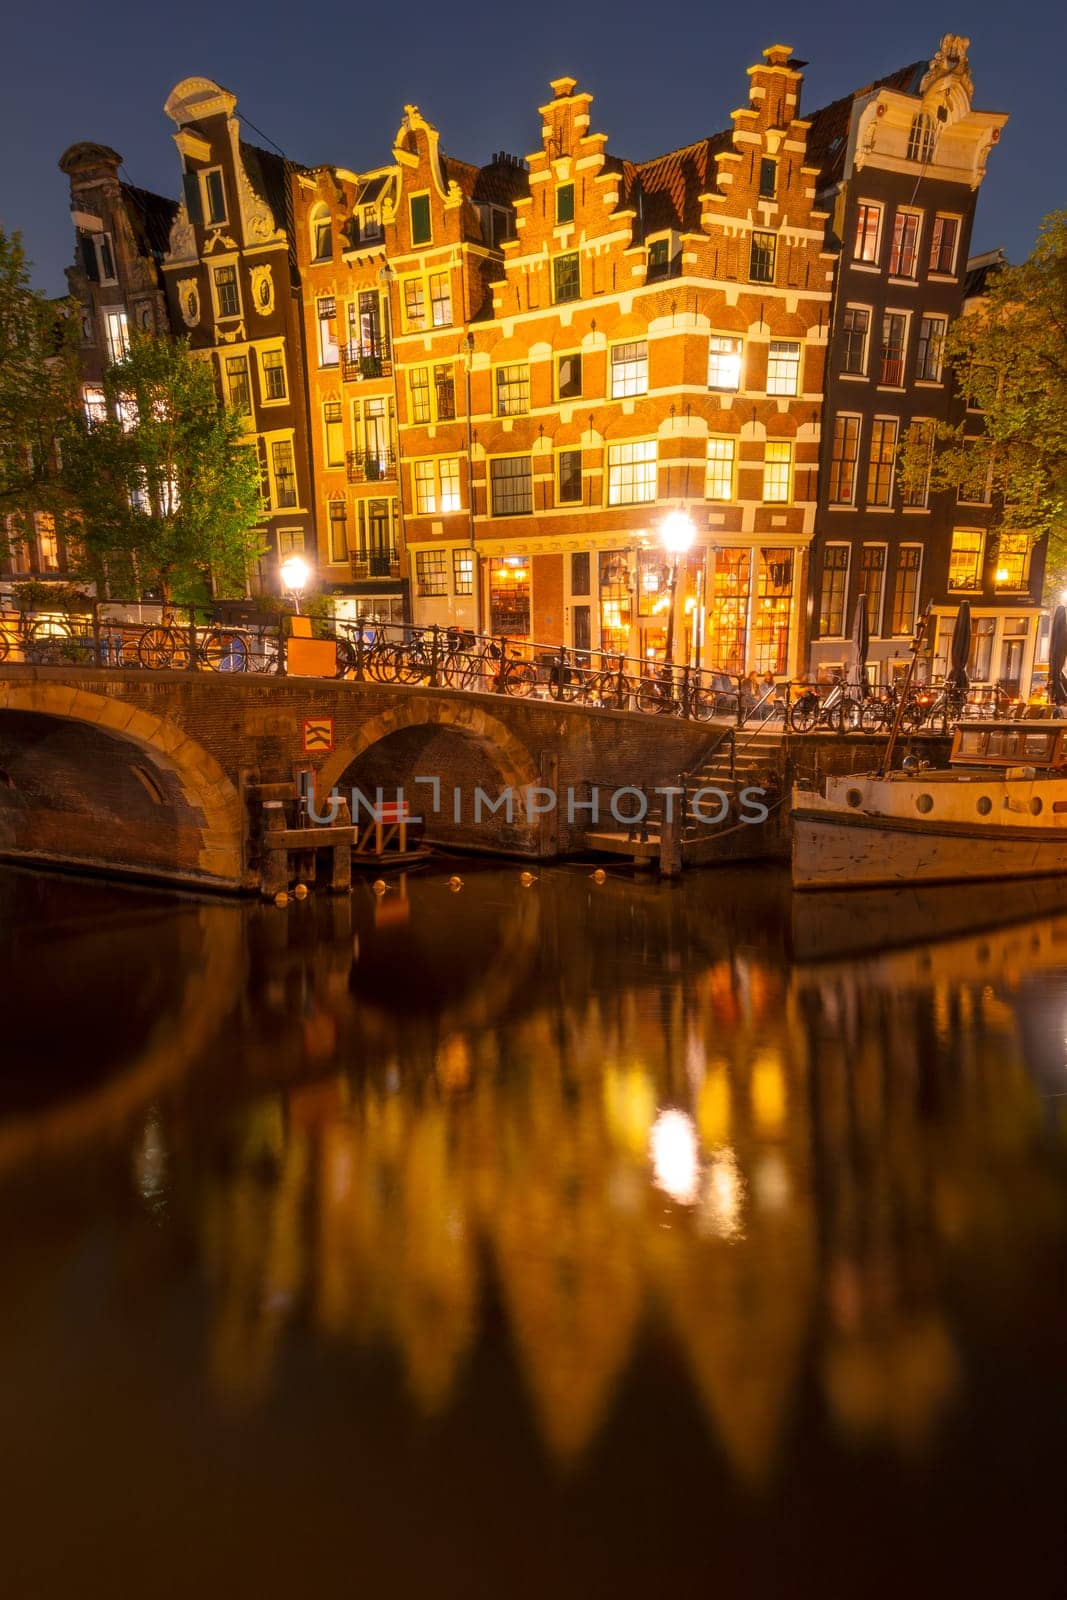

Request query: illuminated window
[
  {"left": 104, "top": 309, "right": 129, "bottom": 364},
  {"left": 708, "top": 336, "right": 742, "bottom": 392},
  {"left": 767, "top": 340, "right": 801, "bottom": 396},
  {"left": 403, "top": 278, "right": 426, "bottom": 331},
  {"left": 490, "top": 557, "right": 531, "bottom": 635},
  {"left": 841, "top": 306, "right": 870, "bottom": 375},
  {"left": 489, "top": 456, "right": 533, "bottom": 516},
  {"left": 995, "top": 534, "right": 1031, "bottom": 591},
  {"left": 434, "top": 364, "right": 456, "bottom": 420},
  {"left": 413, "top": 459, "right": 461, "bottom": 515},
  {"left": 828, "top": 415, "right": 861, "bottom": 505},
  {"left": 610, "top": 341, "right": 648, "bottom": 398},
  {"left": 818, "top": 545, "right": 850, "bottom": 636},
  {"left": 860, "top": 545, "right": 887, "bottom": 634},
  {"left": 888, "top": 211, "right": 922, "bottom": 277},
  {"left": 762, "top": 441, "right": 792, "bottom": 503},
  {"left": 414, "top": 461, "right": 436, "bottom": 515},
  {"left": 327, "top": 501, "right": 348, "bottom": 563},
  {"left": 270, "top": 439, "right": 297, "bottom": 508},
  {"left": 453, "top": 548, "right": 473, "bottom": 596},
  {"left": 83, "top": 384, "right": 106, "bottom": 425},
  {"left": 866, "top": 418, "right": 898, "bottom": 507},
  {"left": 853, "top": 202, "right": 882, "bottom": 265},
  {"left": 705, "top": 438, "right": 735, "bottom": 502},
  {"left": 948, "top": 529, "right": 984, "bottom": 590},
  {"left": 749, "top": 231, "right": 776, "bottom": 283},
  {"left": 495, "top": 364, "right": 530, "bottom": 416},
  {"left": 754, "top": 549, "right": 794, "bottom": 674},
  {"left": 439, "top": 458, "right": 461, "bottom": 511},
  {"left": 606, "top": 440, "right": 657, "bottom": 505},
  {"left": 429, "top": 271, "right": 452, "bottom": 327},
  {"left": 35, "top": 512, "right": 59, "bottom": 571},
  {"left": 408, "top": 367, "right": 431, "bottom": 424}
]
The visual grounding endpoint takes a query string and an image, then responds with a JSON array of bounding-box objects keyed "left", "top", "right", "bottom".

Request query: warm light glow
[
  {"left": 995, "top": 567, "right": 1009, "bottom": 583},
  {"left": 661, "top": 510, "right": 696, "bottom": 556},
  {"left": 281, "top": 555, "right": 311, "bottom": 593},
  {"left": 650, "top": 1108, "right": 700, "bottom": 1204}
]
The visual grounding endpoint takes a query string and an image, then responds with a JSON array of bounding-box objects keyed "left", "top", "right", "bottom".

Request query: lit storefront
[{"left": 488, "top": 555, "right": 531, "bottom": 638}]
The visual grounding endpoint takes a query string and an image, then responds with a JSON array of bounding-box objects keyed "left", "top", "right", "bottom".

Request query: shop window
[
  {"left": 490, "top": 557, "right": 531, "bottom": 636},
  {"left": 598, "top": 551, "right": 632, "bottom": 653},
  {"left": 753, "top": 548, "right": 793, "bottom": 674},
  {"left": 706, "top": 550, "right": 750, "bottom": 674}
]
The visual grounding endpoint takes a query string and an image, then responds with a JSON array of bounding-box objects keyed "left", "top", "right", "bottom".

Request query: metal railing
[
  {"left": 340, "top": 343, "right": 392, "bottom": 383},
  {"left": 345, "top": 449, "right": 397, "bottom": 483}
]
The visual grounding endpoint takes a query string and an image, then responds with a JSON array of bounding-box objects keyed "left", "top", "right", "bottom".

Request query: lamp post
[
  {"left": 660, "top": 511, "right": 695, "bottom": 670},
  {"left": 280, "top": 554, "right": 311, "bottom": 614}
]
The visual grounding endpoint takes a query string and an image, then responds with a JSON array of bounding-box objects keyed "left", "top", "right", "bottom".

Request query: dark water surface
[{"left": 2, "top": 861, "right": 1066, "bottom": 1598}]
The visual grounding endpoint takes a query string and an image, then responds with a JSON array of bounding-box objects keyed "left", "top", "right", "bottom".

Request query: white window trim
[
  {"left": 887, "top": 207, "right": 924, "bottom": 281},
  {"left": 819, "top": 543, "right": 852, "bottom": 639},
  {"left": 210, "top": 257, "right": 242, "bottom": 323},
  {"left": 257, "top": 342, "right": 289, "bottom": 407},
  {"left": 200, "top": 167, "right": 228, "bottom": 227}
]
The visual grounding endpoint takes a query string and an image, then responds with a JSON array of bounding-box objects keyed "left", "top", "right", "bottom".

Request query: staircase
[{"left": 584, "top": 720, "right": 788, "bottom": 872}]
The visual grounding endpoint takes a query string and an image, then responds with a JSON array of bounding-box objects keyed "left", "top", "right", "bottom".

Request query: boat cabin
[{"left": 950, "top": 722, "right": 1067, "bottom": 772}]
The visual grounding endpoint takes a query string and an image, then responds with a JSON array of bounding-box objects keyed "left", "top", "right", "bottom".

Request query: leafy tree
[
  {"left": 0, "top": 227, "right": 80, "bottom": 560},
  {"left": 62, "top": 332, "right": 265, "bottom": 604},
  {"left": 899, "top": 212, "right": 1067, "bottom": 587}
]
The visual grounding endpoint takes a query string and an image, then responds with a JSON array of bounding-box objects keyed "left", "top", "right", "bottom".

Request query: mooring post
[
  {"left": 330, "top": 795, "right": 352, "bottom": 893},
  {"left": 260, "top": 800, "right": 288, "bottom": 897},
  {"left": 658, "top": 783, "right": 685, "bottom": 877}
]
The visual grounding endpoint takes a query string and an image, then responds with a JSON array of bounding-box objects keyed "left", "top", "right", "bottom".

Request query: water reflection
[{"left": 2, "top": 864, "right": 1067, "bottom": 1593}]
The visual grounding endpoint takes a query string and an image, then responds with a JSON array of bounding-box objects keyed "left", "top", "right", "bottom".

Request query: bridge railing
[{"left": 1, "top": 604, "right": 780, "bottom": 725}]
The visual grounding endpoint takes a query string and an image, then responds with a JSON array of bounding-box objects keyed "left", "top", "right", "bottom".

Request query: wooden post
[
  {"left": 331, "top": 795, "right": 352, "bottom": 893},
  {"left": 659, "top": 784, "right": 685, "bottom": 877},
  {"left": 538, "top": 751, "right": 559, "bottom": 858},
  {"left": 260, "top": 801, "right": 288, "bottom": 897}
]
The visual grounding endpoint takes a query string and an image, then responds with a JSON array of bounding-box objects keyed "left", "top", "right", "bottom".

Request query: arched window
[
  {"left": 310, "top": 204, "right": 333, "bottom": 262},
  {"left": 906, "top": 113, "right": 935, "bottom": 165}
]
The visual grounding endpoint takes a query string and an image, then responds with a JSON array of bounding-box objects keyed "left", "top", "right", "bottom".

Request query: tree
[
  {"left": 63, "top": 332, "right": 265, "bottom": 604},
  {"left": 0, "top": 227, "right": 80, "bottom": 559},
  {"left": 899, "top": 212, "right": 1067, "bottom": 587}
]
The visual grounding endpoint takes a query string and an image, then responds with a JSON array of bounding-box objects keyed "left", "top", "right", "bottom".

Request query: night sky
[{"left": 1, "top": 0, "right": 1060, "bottom": 296}]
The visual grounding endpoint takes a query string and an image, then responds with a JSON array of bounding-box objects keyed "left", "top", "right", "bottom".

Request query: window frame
[
  {"left": 488, "top": 455, "right": 534, "bottom": 518},
  {"left": 609, "top": 340, "right": 648, "bottom": 400},
  {"left": 762, "top": 440, "right": 792, "bottom": 505},
  {"left": 890, "top": 545, "right": 923, "bottom": 636},
  {"left": 409, "top": 192, "right": 432, "bottom": 247},
  {"left": 212, "top": 263, "right": 241, "bottom": 322},
  {"left": 929, "top": 213, "right": 962, "bottom": 277},
  {"left": 828, "top": 413, "right": 862, "bottom": 506},
  {"left": 866, "top": 416, "right": 900, "bottom": 508},
  {"left": 749, "top": 230, "right": 777, "bottom": 284},
  {"left": 888, "top": 209, "right": 923, "bottom": 279},
  {"left": 707, "top": 335, "right": 743, "bottom": 393},
  {"left": 915, "top": 313, "right": 948, "bottom": 383},
  {"left": 860, "top": 544, "right": 888, "bottom": 636},
  {"left": 553, "top": 251, "right": 581, "bottom": 304},
  {"left": 323, "top": 398, "right": 345, "bottom": 468},
  {"left": 495, "top": 363, "right": 531, "bottom": 417},
  {"left": 327, "top": 499, "right": 348, "bottom": 564},
  {"left": 705, "top": 437, "right": 735, "bottom": 503},
  {"left": 766, "top": 339, "right": 802, "bottom": 397},
  {"left": 878, "top": 310, "right": 910, "bottom": 388},
  {"left": 840, "top": 305, "right": 871, "bottom": 377},
  {"left": 818, "top": 544, "right": 851, "bottom": 638},
  {"left": 316, "top": 295, "right": 338, "bottom": 366},
  {"left": 556, "top": 183, "right": 575, "bottom": 225},
  {"left": 557, "top": 448, "right": 583, "bottom": 505},
  {"left": 948, "top": 528, "right": 985, "bottom": 592},
  {"left": 606, "top": 439, "right": 658, "bottom": 507},
  {"left": 259, "top": 345, "right": 288, "bottom": 405},
  {"left": 852, "top": 201, "right": 883, "bottom": 267},
  {"left": 556, "top": 351, "right": 582, "bottom": 401}
]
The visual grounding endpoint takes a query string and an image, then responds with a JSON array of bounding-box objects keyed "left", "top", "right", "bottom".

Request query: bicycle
[
  {"left": 135, "top": 619, "right": 255, "bottom": 671},
  {"left": 788, "top": 676, "right": 856, "bottom": 734},
  {"left": 547, "top": 648, "right": 635, "bottom": 709},
  {"left": 0, "top": 611, "right": 94, "bottom": 665}
]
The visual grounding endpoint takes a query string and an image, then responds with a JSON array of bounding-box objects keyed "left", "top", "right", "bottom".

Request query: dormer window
[
  {"left": 646, "top": 238, "right": 670, "bottom": 282},
  {"left": 556, "top": 183, "right": 575, "bottom": 225},
  {"left": 78, "top": 231, "right": 117, "bottom": 286},
  {"left": 362, "top": 205, "right": 382, "bottom": 242},
  {"left": 182, "top": 168, "right": 227, "bottom": 227},
  {"left": 906, "top": 114, "right": 935, "bottom": 165}
]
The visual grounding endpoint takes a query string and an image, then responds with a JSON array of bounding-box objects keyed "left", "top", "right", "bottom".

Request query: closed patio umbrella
[
  {"left": 851, "top": 594, "right": 870, "bottom": 694},
  {"left": 1048, "top": 604, "right": 1067, "bottom": 706},
  {"left": 947, "top": 599, "right": 971, "bottom": 692}
]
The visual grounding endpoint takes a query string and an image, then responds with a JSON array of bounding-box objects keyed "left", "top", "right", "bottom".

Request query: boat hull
[{"left": 792, "top": 803, "right": 1067, "bottom": 889}]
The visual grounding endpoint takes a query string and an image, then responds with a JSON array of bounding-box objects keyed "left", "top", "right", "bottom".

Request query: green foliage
[
  {"left": 11, "top": 579, "right": 93, "bottom": 614},
  {"left": 899, "top": 213, "right": 1067, "bottom": 588},
  {"left": 0, "top": 227, "right": 80, "bottom": 556},
  {"left": 62, "top": 332, "right": 266, "bottom": 603}
]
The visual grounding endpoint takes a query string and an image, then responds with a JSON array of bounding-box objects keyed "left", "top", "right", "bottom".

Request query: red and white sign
[{"left": 302, "top": 717, "right": 334, "bottom": 754}]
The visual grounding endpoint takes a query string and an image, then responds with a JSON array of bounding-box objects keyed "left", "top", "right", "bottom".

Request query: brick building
[
  {"left": 2, "top": 143, "right": 177, "bottom": 589},
  {"left": 804, "top": 37, "right": 1024, "bottom": 687},
  {"left": 160, "top": 77, "right": 315, "bottom": 591},
  {"left": 397, "top": 49, "right": 831, "bottom": 679}
]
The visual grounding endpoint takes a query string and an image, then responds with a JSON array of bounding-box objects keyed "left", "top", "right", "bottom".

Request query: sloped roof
[
  {"left": 119, "top": 181, "right": 178, "bottom": 259},
  {"left": 472, "top": 156, "right": 529, "bottom": 208},
  {"left": 622, "top": 129, "right": 734, "bottom": 234},
  {"left": 964, "top": 246, "right": 1008, "bottom": 299},
  {"left": 239, "top": 139, "right": 309, "bottom": 232}
]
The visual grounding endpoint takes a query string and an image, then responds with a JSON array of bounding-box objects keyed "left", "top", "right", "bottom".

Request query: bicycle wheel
[
  {"left": 637, "top": 678, "right": 674, "bottom": 715},
  {"left": 200, "top": 629, "right": 249, "bottom": 672},
  {"left": 859, "top": 698, "right": 888, "bottom": 733},
  {"left": 689, "top": 685, "right": 717, "bottom": 722},
  {"left": 789, "top": 700, "right": 818, "bottom": 733},
  {"left": 503, "top": 660, "right": 537, "bottom": 697},
  {"left": 548, "top": 663, "right": 583, "bottom": 702},
  {"left": 333, "top": 637, "right": 357, "bottom": 679},
  {"left": 839, "top": 696, "right": 863, "bottom": 733},
  {"left": 137, "top": 625, "right": 179, "bottom": 669},
  {"left": 900, "top": 699, "right": 926, "bottom": 732}
]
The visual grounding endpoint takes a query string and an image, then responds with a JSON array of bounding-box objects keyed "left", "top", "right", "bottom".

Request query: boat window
[
  {"left": 976, "top": 796, "right": 993, "bottom": 815},
  {"left": 956, "top": 730, "right": 987, "bottom": 758},
  {"left": 1024, "top": 734, "right": 1055, "bottom": 760},
  {"left": 915, "top": 793, "right": 934, "bottom": 814}
]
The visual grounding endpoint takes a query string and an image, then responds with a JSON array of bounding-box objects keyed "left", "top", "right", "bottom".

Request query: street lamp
[
  {"left": 281, "top": 554, "right": 311, "bottom": 613},
  {"left": 660, "top": 511, "right": 695, "bottom": 669}
]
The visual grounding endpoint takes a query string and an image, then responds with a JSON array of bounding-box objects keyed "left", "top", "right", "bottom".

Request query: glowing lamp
[
  {"left": 660, "top": 510, "right": 696, "bottom": 556},
  {"left": 281, "top": 555, "right": 311, "bottom": 594}
]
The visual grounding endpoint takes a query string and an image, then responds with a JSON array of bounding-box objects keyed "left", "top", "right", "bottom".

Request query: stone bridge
[{"left": 0, "top": 666, "right": 720, "bottom": 891}]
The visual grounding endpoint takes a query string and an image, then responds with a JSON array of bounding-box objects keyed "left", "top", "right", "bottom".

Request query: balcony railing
[
  {"left": 879, "top": 356, "right": 905, "bottom": 387},
  {"left": 341, "top": 342, "right": 392, "bottom": 383},
  {"left": 350, "top": 550, "right": 400, "bottom": 581},
  {"left": 346, "top": 450, "right": 397, "bottom": 484}
]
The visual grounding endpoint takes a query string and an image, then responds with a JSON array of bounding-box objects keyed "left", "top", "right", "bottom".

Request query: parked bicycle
[{"left": 789, "top": 673, "right": 857, "bottom": 734}]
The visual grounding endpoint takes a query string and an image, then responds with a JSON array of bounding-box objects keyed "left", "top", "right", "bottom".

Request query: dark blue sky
[{"left": 1, "top": 0, "right": 1059, "bottom": 295}]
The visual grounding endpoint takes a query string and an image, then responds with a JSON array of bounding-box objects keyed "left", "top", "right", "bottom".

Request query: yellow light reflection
[{"left": 650, "top": 1108, "right": 700, "bottom": 1204}]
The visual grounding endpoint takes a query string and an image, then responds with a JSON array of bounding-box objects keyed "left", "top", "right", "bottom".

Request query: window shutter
[{"left": 183, "top": 172, "right": 204, "bottom": 227}]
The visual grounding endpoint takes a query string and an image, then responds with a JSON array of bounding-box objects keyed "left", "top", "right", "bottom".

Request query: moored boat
[{"left": 792, "top": 720, "right": 1067, "bottom": 889}]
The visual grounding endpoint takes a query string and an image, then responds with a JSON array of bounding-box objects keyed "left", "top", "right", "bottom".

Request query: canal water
[{"left": 2, "top": 860, "right": 1066, "bottom": 1597}]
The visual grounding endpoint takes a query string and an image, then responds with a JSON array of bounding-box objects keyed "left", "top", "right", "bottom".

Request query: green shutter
[{"left": 410, "top": 194, "right": 431, "bottom": 245}]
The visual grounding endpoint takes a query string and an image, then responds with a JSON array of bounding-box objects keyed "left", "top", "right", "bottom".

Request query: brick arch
[
  {"left": 317, "top": 695, "right": 542, "bottom": 815},
  {"left": 0, "top": 679, "right": 244, "bottom": 886}
]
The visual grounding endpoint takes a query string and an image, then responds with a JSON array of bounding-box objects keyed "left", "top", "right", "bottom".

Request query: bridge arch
[
  {"left": 0, "top": 679, "right": 244, "bottom": 887},
  {"left": 317, "top": 695, "right": 543, "bottom": 849}
]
